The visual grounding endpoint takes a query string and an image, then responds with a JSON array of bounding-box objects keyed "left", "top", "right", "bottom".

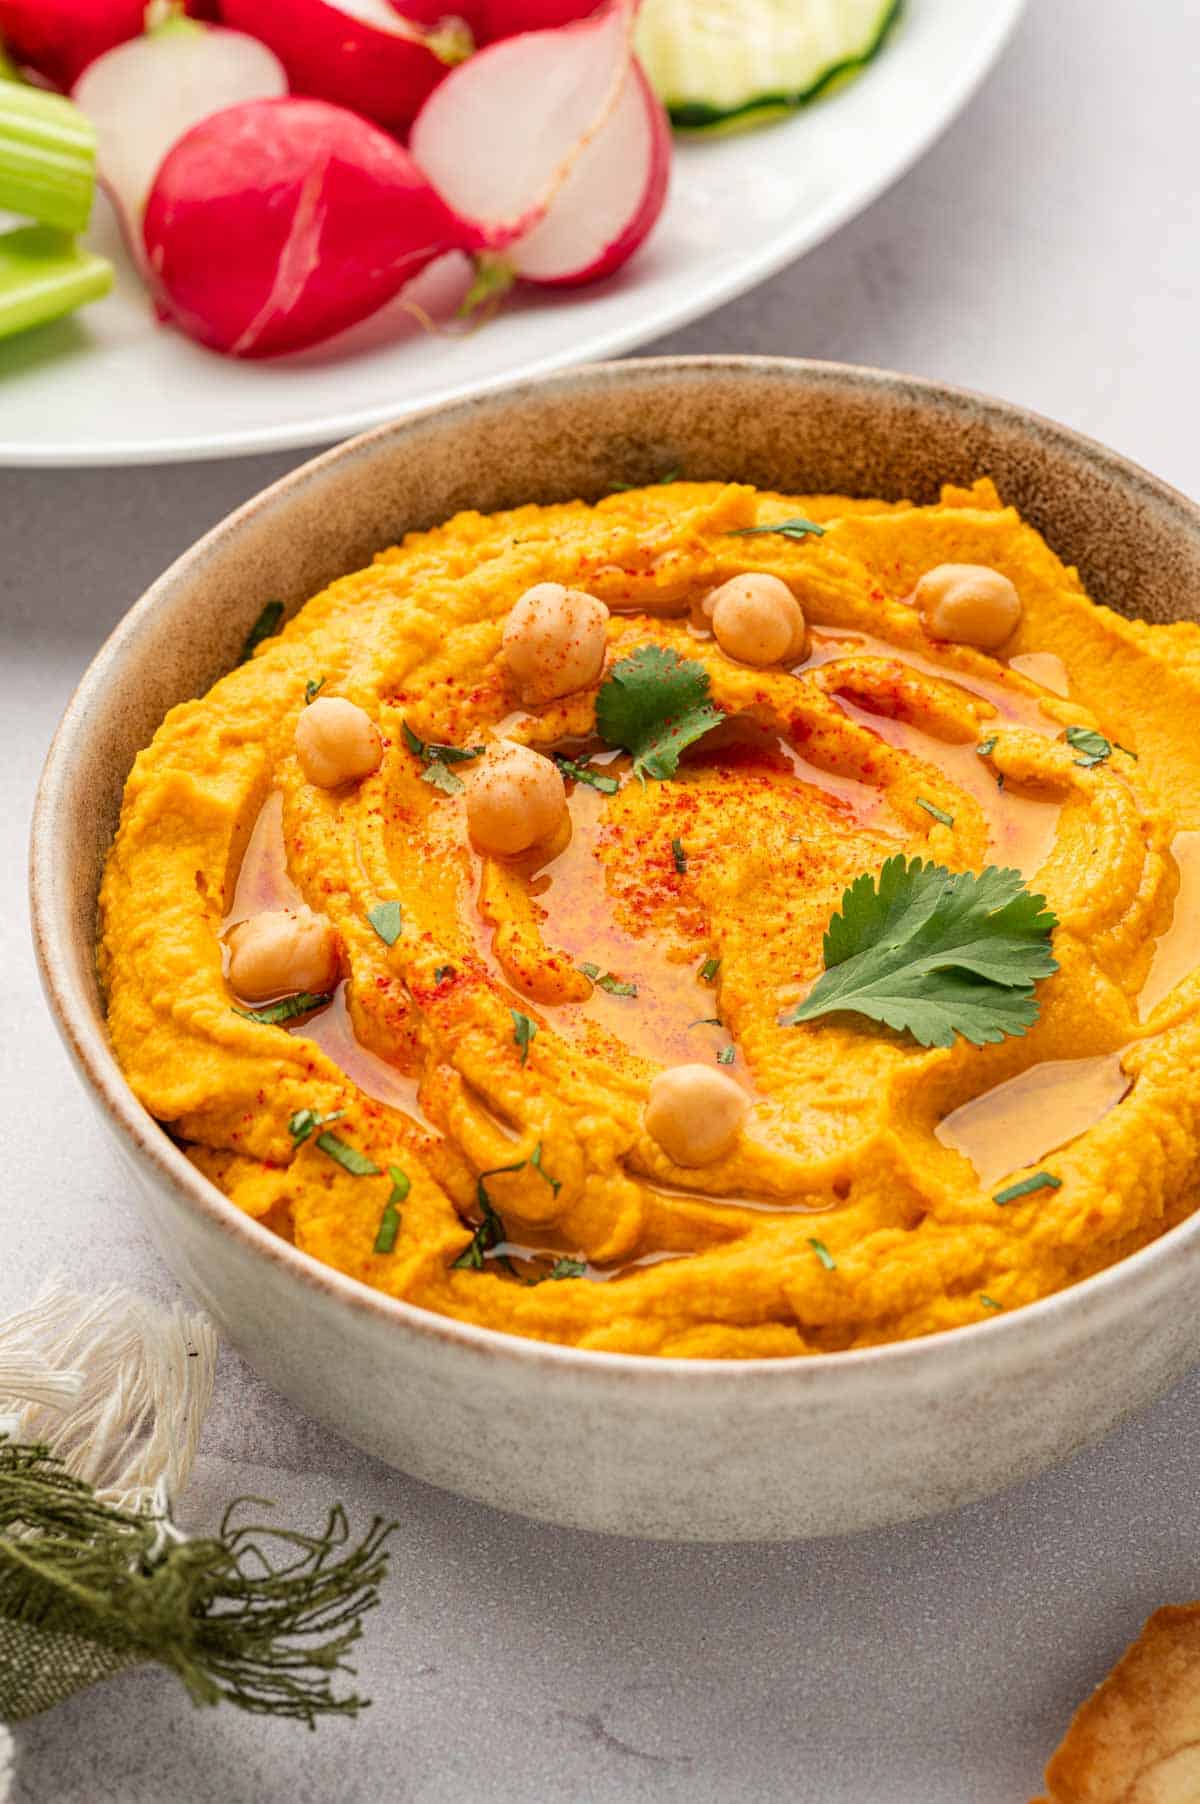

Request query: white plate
[{"left": 0, "top": 0, "right": 1025, "bottom": 467}]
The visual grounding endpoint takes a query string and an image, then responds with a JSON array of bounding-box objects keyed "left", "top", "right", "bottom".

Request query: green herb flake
[
  {"left": 530, "top": 1141, "right": 561, "bottom": 1196},
  {"left": 671, "top": 837, "right": 688, "bottom": 874},
  {"left": 316, "top": 1132, "right": 381, "bottom": 1177},
  {"left": 728, "top": 516, "right": 826, "bottom": 542},
  {"left": 1116, "top": 742, "right": 1138, "bottom": 761},
  {"left": 690, "top": 1017, "right": 722, "bottom": 1029},
  {"left": 579, "top": 963, "right": 638, "bottom": 997},
  {"left": 367, "top": 900, "right": 403, "bottom": 946},
  {"left": 511, "top": 1009, "right": 537, "bottom": 1065},
  {"left": 452, "top": 1160, "right": 526, "bottom": 1271},
  {"left": 304, "top": 677, "right": 324, "bottom": 704},
  {"left": 422, "top": 762, "right": 464, "bottom": 795},
  {"left": 234, "top": 991, "right": 332, "bottom": 1027},
  {"left": 976, "top": 736, "right": 998, "bottom": 758},
  {"left": 403, "top": 719, "right": 485, "bottom": 793},
  {"left": 808, "top": 1237, "right": 837, "bottom": 1271},
  {"left": 238, "top": 600, "right": 283, "bottom": 663},
  {"left": 915, "top": 796, "right": 955, "bottom": 827},
  {"left": 545, "top": 1257, "right": 586, "bottom": 1281},
  {"left": 433, "top": 965, "right": 456, "bottom": 984},
  {"left": 979, "top": 1294, "right": 1002, "bottom": 1312},
  {"left": 993, "top": 1170, "right": 1062, "bottom": 1206},
  {"left": 373, "top": 1164, "right": 411, "bottom": 1255},
  {"left": 288, "top": 1107, "right": 344, "bottom": 1146},
  {"left": 595, "top": 645, "right": 724, "bottom": 782},
  {"left": 555, "top": 755, "right": 620, "bottom": 795},
  {"left": 1065, "top": 725, "right": 1114, "bottom": 768},
  {"left": 699, "top": 957, "right": 721, "bottom": 983},
  {"left": 717, "top": 1046, "right": 736, "bottom": 1065},
  {"left": 781, "top": 855, "right": 1059, "bottom": 1050}
]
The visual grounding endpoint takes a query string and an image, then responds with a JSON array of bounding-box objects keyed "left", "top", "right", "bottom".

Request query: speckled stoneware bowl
[{"left": 31, "top": 358, "right": 1200, "bottom": 1541}]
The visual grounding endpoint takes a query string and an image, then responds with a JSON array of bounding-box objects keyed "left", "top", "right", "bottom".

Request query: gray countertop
[{"left": 4, "top": 1, "right": 1199, "bottom": 1797}]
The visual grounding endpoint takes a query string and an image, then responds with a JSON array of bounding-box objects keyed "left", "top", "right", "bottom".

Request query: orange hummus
[{"left": 98, "top": 477, "right": 1200, "bottom": 1356}]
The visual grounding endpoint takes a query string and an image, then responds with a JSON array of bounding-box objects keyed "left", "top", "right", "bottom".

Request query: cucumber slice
[{"left": 635, "top": 0, "right": 902, "bottom": 135}]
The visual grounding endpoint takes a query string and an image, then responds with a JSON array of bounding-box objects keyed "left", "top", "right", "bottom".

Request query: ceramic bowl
[{"left": 30, "top": 357, "right": 1200, "bottom": 1541}]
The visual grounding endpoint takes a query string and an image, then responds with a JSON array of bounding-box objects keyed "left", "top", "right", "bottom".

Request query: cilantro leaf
[
  {"left": 579, "top": 963, "right": 638, "bottom": 997},
  {"left": 808, "top": 1237, "right": 837, "bottom": 1271},
  {"left": 304, "top": 677, "right": 324, "bottom": 704},
  {"left": 530, "top": 1141, "right": 560, "bottom": 1196},
  {"left": 727, "top": 516, "right": 825, "bottom": 542},
  {"left": 422, "top": 763, "right": 464, "bottom": 794},
  {"left": 916, "top": 796, "right": 954, "bottom": 827},
  {"left": 451, "top": 1160, "right": 526, "bottom": 1271},
  {"left": 595, "top": 646, "right": 723, "bottom": 781},
  {"left": 782, "top": 856, "right": 1058, "bottom": 1049},
  {"left": 367, "top": 900, "right": 403, "bottom": 945},
  {"left": 288, "top": 1106, "right": 343, "bottom": 1145},
  {"left": 403, "top": 720, "right": 485, "bottom": 795},
  {"left": 373, "top": 1167, "right": 410, "bottom": 1254},
  {"left": 316, "top": 1132, "right": 380, "bottom": 1176},
  {"left": 1065, "top": 725, "right": 1113, "bottom": 768},
  {"left": 671, "top": 837, "right": 687, "bottom": 874}
]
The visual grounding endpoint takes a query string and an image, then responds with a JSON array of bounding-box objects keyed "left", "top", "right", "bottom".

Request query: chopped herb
[
  {"left": 699, "top": 957, "right": 721, "bottom": 983},
  {"left": 234, "top": 991, "right": 332, "bottom": 1026},
  {"left": 1116, "top": 742, "right": 1138, "bottom": 761},
  {"left": 554, "top": 755, "right": 620, "bottom": 795},
  {"left": 916, "top": 796, "right": 955, "bottom": 827},
  {"left": 433, "top": 965, "right": 456, "bottom": 984},
  {"left": 976, "top": 736, "right": 998, "bottom": 758},
  {"left": 782, "top": 855, "right": 1058, "bottom": 1049},
  {"left": 451, "top": 1160, "right": 526, "bottom": 1271},
  {"left": 239, "top": 599, "right": 283, "bottom": 662},
  {"left": 690, "top": 1017, "right": 722, "bottom": 1029},
  {"left": 979, "top": 1294, "right": 1002, "bottom": 1312},
  {"left": 367, "top": 900, "right": 403, "bottom": 946},
  {"left": 808, "top": 1237, "right": 837, "bottom": 1271},
  {"left": 993, "top": 1170, "right": 1062, "bottom": 1206},
  {"left": 373, "top": 1167, "right": 410, "bottom": 1255},
  {"left": 717, "top": 1046, "right": 736, "bottom": 1065},
  {"left": 422, "top": 762, "right": 464, "bottom": 794},
  {"left": 288, "top": 1107, "right": 344, "bottom": 1146},
  {"left": 530, "top": 1142, "right": 561, "bottom": 1196},
  {"left": 595, "top": 645, "right": 724, "bottom": 781},
  {"left": 402, "top": 720, "right": 485, "bottom": 765},
  {"left": 316, "top": 1132, "right": 380, "bottom": 1177},
  {"left": 727, "top": 515, "right": 825, "bottom": 542},
  {"left": 1065, "top": 725, "right": 1113, "bottom": 768},
  {"left": 579, "top": 963, "right": 638, "bottom": 997},
  {"left": 511, "top": 1010, "right": 537, "bottom": 1065},
  {"left": 995, "top": 772, "right": 1006, "bottom": 791},
  {"left": 671, "top": 837, "right": 688, "bottom": 874},
  {"left": 610, "top": 467, "right": 681, "bottom": 492},
  {"left": 544, "top": 1257, "right": 587, "bottom": 1281},
  {"left": 304, "top": 677, "right": 324, "bottom": 704}
]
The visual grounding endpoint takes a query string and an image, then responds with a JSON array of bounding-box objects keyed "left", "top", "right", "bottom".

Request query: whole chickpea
[
  {"left": 644, "top": 1063, "right": 748, "bottom": 1167},
  {"left": 704, "top": 573, "right": 808, "bottom": 667},
  {"left": 465, "top": 740, "right": 567, "bottom": 857},
  {"left": 503, "top": 582, "right": 609, "bottom": 704},
  {"left": 294, "top": 696, "right": 382, "bottom": 789},
  {"left": 913, "top": 564, "right": 1022, "bottom": 649},
  {"left": 227, "top": 907, "right": 340, "bottom": 1002}
]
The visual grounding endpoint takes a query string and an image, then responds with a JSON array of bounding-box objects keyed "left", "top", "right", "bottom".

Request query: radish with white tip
[
  {"left": 73, "top": 13, "right": 287, "bottom": 262},
  {"left": 221, "top": 0, "right": 475, "bottom": 132},
  {"left": 409, "top": 0, "right": 670, "bottom": 290},
  {"left": 142, "top": 96, "right": 488, "bottom": 357}
]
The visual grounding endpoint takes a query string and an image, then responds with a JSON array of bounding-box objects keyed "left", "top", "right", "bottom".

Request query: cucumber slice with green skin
[{"left": 636, "top": 0, "right": 902, "bottom": 136}]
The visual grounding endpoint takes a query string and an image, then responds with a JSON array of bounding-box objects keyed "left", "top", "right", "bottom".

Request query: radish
[
  {"left": 0, "top": 0, "right": 212, "bottom": 89},
  {"left": 409, "top": 0, "right": 670, "bottom": 287},
  {"left": 474, "top": 0, "right": 598, "bottom": 41},
  {"left": 142, "top": 97, "right": 485, "bottom": 356},
  {"left": 73, "top": 14, "right": 286, "bottom": 259},
  {"left": 220, "top": 0, "right": 474, "bottom": 133}
]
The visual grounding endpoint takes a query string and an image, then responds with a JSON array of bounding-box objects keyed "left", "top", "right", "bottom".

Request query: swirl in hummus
[{"left": 98, "top": 477, "right": 1200, "bottom": 1357}]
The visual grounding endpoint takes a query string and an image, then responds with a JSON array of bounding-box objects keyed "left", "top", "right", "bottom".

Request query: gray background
[{"left": 3, "top": 1, "right": 1199, "bottom": 1797}]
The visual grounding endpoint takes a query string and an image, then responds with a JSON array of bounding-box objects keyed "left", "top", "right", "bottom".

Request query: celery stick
[
  {"left": 0, "top": 82, "right": 97, "bottom": 233},
  {"left": 0, "top": 224, "right": 112, "bottom": 340}
]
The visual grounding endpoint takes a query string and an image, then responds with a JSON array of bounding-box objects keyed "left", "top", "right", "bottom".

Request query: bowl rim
[{"left": 30, "top": 351, "right": 1200, "bottom": 1389}]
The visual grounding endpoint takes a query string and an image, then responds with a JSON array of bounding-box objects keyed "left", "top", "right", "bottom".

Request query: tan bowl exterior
[{"left": 30, "top": 357, "right": 1200, "bottom": 1541}]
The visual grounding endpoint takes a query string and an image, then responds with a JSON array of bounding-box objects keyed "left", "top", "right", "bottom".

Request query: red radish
[
  {"left": 0, "top": 0, "right": 213, "bottom": 88},
  {"left": 73, "top": 15, "right": 286, "bottom": 260},
  {"left": 410, "top": 0, "right": 669, "bottom": 288},
  {"left": 473, "top": 0, "right": 598, "bottom": 41},
  {"left": 220, "top": 0, "right": 474, "bottom": 133},
  {"left": 143, "top": 97, "right": 485, "bottom": 356}
]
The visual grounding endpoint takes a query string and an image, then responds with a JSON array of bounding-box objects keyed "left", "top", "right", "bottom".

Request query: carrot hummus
[{"left": 98, "top": 477, "right": 1200, "bottom": 1357}]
